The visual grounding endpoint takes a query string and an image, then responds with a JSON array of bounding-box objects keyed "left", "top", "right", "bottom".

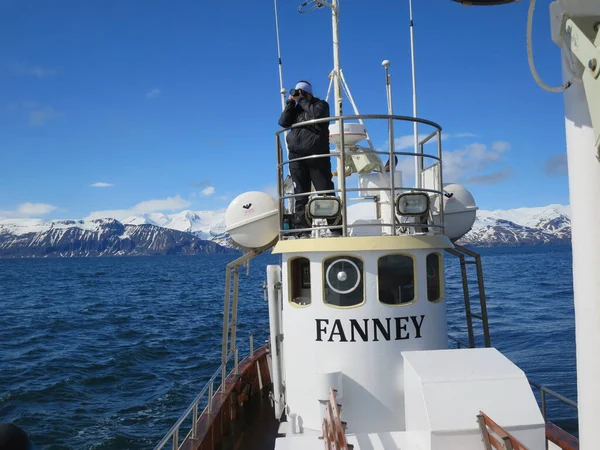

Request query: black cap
[{"left": 0, "top": 423, "right": 32, "bottom": 450}]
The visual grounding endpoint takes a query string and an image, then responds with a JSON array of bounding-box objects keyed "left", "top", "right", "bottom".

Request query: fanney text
[{"left": 315, "top": 316, "right": 425, "bottom": 342}]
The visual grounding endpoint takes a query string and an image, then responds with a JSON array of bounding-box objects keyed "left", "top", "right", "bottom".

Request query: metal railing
[
  {"left": 530, "top": 381, "right": 578, "bottom": 421},
  {"left": 153, "top": 331, "right": 257, "bottom": 450},
  {"left": 448, "top": 336, "right": 578, "bottom": 425},
  {"left": 276, "top": 114, "right": 444, "bottom": 238}
]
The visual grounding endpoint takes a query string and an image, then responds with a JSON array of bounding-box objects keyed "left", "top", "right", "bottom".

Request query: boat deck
[{"left": 275, "top": 431, "right": 421, "bottom": 450}]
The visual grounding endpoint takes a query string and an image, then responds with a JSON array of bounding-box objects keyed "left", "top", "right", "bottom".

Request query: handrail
[
  {"left": 275, "top": 113, "right": 442, "bottom": 135},
  {"left": 529, "top": 381, "right": 578, "bottom": 420},
  {"left": 275, "top": 113, "right": 444, "bottom": 239},
  {"left": 153, "top": 331, "right": 258, "bottom": 450}
]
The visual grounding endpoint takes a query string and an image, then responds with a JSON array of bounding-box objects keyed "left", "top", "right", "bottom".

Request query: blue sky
[{"left": 0, "top": 0, "right": 570, "bottom": 221}]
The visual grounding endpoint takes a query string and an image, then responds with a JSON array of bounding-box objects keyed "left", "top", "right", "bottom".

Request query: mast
[
  {"left": 409, "top": 0, "right": 420, "bottom": 188},
  {"left": 332, "top": 0, "right": 342, "bottom": 117},
  {"left": 273, "top": 0, "right": 286, "bottom": 111},
  {"left": 548, "top": 1, "right": 600, "bottom": 446}
]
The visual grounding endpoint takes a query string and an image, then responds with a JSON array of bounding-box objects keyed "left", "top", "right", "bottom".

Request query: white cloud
[
  {"left": 201, "top": 186, "right": 215, "bottom": 196},
  {"left": 463, "top": 168, "right": 513, "bottom": 185},
  {"left": 390, "top": 141, "right": 512, "bottom": 187},
  {"left": 29, "top": 106, "right": 62, "bottom": 126},
  {"left": 85, "top": 195, "right": 191, "bottom": 221},
  {"left": 146, "top": 88, "right": 161, "bottom": 99},
  {"left": 6, "top": 101, "right": 63, "bottom": 126},
  {"left": 90, "top": 182, "right": 114, "bottom": 188},
  {"left": 9, "top": 62, "right": 59, "bottom": 78},
  {"left": 491, "top": 141, "right": 511, "bottom": 152},
  {"left": 392, "top": 132, "right": 476, "bottom": 151},
  {"left": 543, "top": 153, "right": 568, "bottom": 176},
  {"left": 217, "top": 195, "right": 229, "bottom": 201},
  {"left": 18, "top": 202, "right": 57, "bottom": 215},
  {"left": 264, "top": 185, "right": 278, "bottom": 199},
  {"left": 0, "top": 202, "right": 58, "bottom": 218}
]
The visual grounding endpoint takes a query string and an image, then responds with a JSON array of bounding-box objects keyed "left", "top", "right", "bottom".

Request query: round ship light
[
  {"left": 396, "top": 192, "right": 430, "bottom": 216},
  {"left": 325, "top": 258, "right": 361, "bottom": 295},
  {"left": 306, "top": 196, "right": 341, "bottom": 220}
]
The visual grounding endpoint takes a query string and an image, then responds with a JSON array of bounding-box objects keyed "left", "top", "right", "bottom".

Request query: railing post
[
  {"left": 388, "top": 117, "right": 396, "bottom": 236},
  {"left": 234, "top": 349, "right": 239, "bottom": 375},
  {"left": 230, "top": 267, "right": 240, "bottom": 353},
  {"left": 541, "top": 389, "right": 547, "bottom": 420},
  {"left": 436, "top": 129, "right": 444, "bottom": 234},
  {"left": 338, "top": 117, "right": 348, "bottom": 236},
  {"left": 208, "top": 381, "right": 214, "bottom": 415},
  {"left": 276, "top": 135, "right": 284, "bottom": 238},
  {"left": 172, "top": 429, "right": 178, "bottom": 450},
  {"left": 250, "top": 333, "right": 254, "bottom": 357},
  {"left": 221, "top": 266, "right": 232, "bottom": 393},
  {"left": 192, "top": 403, "right": 198, "bottom": 439}
]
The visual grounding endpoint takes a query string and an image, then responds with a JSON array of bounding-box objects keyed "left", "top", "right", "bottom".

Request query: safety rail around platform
[
  {"left": 153, "top": 331, "right": 258, "bottom": 450},
  {"left": 449, "top": 335, "right": 578, "bottom": 425},
  {"left": 275, "top": 114, "right": 445, "bottom": 238}
]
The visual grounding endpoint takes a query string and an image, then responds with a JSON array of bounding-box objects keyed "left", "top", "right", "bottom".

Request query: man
[{"left": 278, "top": 80, "right": 339, "bottom": 237}]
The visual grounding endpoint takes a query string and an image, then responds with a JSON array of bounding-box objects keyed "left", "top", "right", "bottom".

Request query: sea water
[{"left": 0, "top": 245, "right": 576, "bottom": 449}]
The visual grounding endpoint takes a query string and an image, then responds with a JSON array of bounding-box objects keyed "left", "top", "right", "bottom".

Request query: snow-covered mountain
[
  {"left": 0, "top": 218, "right": 232, "bottom": 258},
  {"left": 457, "top": 204, "right": 571, "bottom": 247},
  {"left": 121, "top": 209, "right": 229, "bottom": 247},
  {"left": 0, "top": 204, "right": 571, "bottom": 257}
]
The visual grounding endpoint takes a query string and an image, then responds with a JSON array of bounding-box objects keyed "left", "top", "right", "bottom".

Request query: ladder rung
[
  {"left": 469, "top": 313, "right": 483, "bottom": 320},
  {"left": 464, "top": 261, "right": 477, "bottom": 265}
]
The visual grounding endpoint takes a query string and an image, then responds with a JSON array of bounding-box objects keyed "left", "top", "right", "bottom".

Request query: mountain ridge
[{"left": 0, "top": 204, "right": 572, "bottom": 257}]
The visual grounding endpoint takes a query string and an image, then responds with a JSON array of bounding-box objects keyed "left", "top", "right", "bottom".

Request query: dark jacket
[{"left": 278, "top": 96, "right": 331, "bottom": 156}]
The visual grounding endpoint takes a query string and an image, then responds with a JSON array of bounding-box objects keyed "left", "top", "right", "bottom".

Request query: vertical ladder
[
  {"left": 321, "top": 388, "right": 353, "bottom": 450},
  {"left": 445, "top": 244, "right": 491, "bottom": 348}
]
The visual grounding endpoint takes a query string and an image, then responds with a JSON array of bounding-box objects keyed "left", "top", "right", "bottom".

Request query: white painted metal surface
[
  {"left": 403, "top": 348, "right": 545, "bottom": 450},
  {"left": 279, "top": 248, "right": 448, "bottom": 434},
  {"left": 267, "top": 264, "right": 285, "bottom": 419},
  {"left": 408, "top": 0, "right": 421, "bottom": 190},
  {"left": 549, "top": 1, "right": 600, "bottom": 447},
  {"left": 275, "top": 431, "right": 422, "bottom": 450},
  {"left": 225, "top": 191, "right": 279, "bottom": 248}
]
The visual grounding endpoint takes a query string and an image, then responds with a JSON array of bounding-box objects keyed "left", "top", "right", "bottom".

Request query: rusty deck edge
[{"left": 181, "top": 344, "right": 273, "bottom": 450}]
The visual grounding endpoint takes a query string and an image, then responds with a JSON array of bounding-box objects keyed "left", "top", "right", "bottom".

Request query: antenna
[
  {"left": 409, "top": 0, "right": 421, "bottom": 189},
  {"left": 273, "top": 0, "right": 286, "bottom": 111},
  {"left": 298, "top": 0, "right": 342, "bottom": 117},
  {"left": 382, "top": 60, "right": 393, "bottom": 115}
]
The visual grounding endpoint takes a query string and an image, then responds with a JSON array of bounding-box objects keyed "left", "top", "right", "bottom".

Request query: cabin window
[
  {"left": 427, "top": 253, "right": 441, "bottom": 302},
  {"left": 289, "top": 257, "right": 311, "bottom": 306},
  {"left": 323, "top": 256, "right": 364, "bottom": 307},
  {"left": 378, "top": 254, "right": 415, "bottom": 305}
]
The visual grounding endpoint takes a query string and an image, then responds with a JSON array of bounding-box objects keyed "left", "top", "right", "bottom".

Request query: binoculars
[{"left": 290, "top": 88, "right": 301, "bottom": 97}]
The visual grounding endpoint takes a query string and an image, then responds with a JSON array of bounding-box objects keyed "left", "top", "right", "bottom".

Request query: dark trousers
[{"left": 289, "top": 155, "right": 335, "bottom": 229}]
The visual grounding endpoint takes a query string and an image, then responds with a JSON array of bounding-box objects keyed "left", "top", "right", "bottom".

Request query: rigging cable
[{"left": 526, "top": 0, "right": 572, "bottom": 92}]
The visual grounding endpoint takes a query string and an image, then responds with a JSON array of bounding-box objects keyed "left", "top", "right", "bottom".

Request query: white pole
[
  {"left": 267, "top": 264, "right": 284, "bottom": 419},
  {"left": 409, "top": 0, "right": 420, "bottom": 189},
  {"left": 383, "top": 60, "right": 393, "bottom": 116},
  {"left": 550, "top": 3, "right": 600, "bottom": 446},
  {"left": 331, "top": 0, "right": 345, "bottom": 205},
  {"left": 332, "top": 0, "right": 342, "bottom": 118},
  {"left": 563, "top": 67, "right": 600, "bottom": 450},
  {"left": 274, "top": 0, "right": 286, "bottom": 111}
]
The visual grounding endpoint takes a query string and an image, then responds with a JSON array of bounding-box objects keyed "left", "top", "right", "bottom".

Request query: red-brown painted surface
[{"left": 180, "top": 345, "right": 279, "bottom": 450}]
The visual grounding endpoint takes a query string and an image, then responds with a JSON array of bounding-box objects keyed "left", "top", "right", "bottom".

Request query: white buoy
[{"left": 225, "top": 191, "right": 279, "bottom": 248}]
